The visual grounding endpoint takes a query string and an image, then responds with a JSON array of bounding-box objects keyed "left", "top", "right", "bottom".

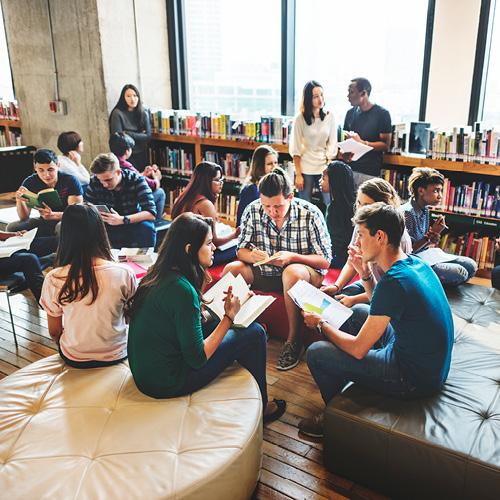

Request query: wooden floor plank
[{"left": 259, "top": 469, "right": 327, "bottom": 500}]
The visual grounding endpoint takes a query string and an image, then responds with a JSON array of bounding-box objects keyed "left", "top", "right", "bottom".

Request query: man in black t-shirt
[{"left": 343, "top": 78, "right": 392, "bottom": 186}]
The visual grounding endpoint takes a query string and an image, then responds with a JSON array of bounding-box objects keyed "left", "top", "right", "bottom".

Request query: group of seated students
[{"left": 1, "top": 123, "right": 492, "bottom": 439}]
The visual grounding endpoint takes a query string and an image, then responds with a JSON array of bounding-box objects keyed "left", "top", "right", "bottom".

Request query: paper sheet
[
  {"left": 338, "top": 138, "right": 373, "bottom": 161},
  {"left": 0, "top": 228, "right": 38, "bottom": 258}
]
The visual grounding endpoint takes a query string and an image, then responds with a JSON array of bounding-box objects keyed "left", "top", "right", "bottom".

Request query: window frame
[
  {"left": 469, "top": 0, "right": 497, "bottom": 125},
  {"left": 167, "top": 0, "right": 434, "bottom": 119}
]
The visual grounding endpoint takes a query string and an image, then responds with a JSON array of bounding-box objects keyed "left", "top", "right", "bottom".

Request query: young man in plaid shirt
[
  {"left": 84, "top": 153, "right": 156, "bottom": 248},
  {"left": 224, "top": 167, "right": 332, "bottom": 370}
]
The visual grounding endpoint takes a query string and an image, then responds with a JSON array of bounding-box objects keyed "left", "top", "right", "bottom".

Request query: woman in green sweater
[{"left": 127, "top": 212, "right": 286, "bottom": 423}]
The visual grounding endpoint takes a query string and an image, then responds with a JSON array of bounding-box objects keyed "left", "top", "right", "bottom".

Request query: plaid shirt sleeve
[
  {"left": 135, "top": 177, "right": 156, "bottom": 217},
  {"left": 237, "top": 203, "right": 256, "bottom": 250},
  {"left": 307, "top": 205, "right": 332, "bottom": 263}
]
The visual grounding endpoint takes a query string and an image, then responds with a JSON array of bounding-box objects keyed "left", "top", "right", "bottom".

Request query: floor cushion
[{"left": 0, "top": 356, "right": 263, "bottom": 499}]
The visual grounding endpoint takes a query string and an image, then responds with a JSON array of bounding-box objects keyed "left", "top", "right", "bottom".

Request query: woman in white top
[
  {"left": 57, "top": 131, "right": 91, "bottom": 188},
  {"left": 40, "top": 204, "right": 137, "bottom": 368},
  {"left": 289, "top": 81, "right": 338, "bottom": 203}
]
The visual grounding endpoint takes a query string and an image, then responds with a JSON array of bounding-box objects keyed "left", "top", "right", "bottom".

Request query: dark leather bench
[{"left": 323, "top": 284, "right": 500, "bottom": 499}]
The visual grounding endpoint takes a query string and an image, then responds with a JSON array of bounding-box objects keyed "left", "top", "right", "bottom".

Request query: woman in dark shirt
[
  {"left": 109, "top": 84, "right": 151, "bottom": 170},
  {"left": 127, "top": 212, "right": 285, "bottom": 423}
]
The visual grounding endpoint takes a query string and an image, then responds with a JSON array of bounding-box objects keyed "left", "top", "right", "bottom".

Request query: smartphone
[{"left": 95, "top": 205, "right": 111, "bottom": 213}]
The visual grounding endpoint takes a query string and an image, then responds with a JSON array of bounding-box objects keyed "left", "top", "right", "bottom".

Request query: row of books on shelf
[
  {"left": 0, "top": 128, "right": 22, "bottom": 147},
  {"left": 151, "top": 144, "right": 293, "bottom": 182},
  {"left": 166, "top": 186, "right": 238, "bottom": 222},
  {"left": 381, "top": 169, "right": 500, "bottom": 219},
  {"left": 390, "top": 121, "right": 500, "bottom": 165},
  {"left": 439, "top": 233, "right": 496, "bottom": 271},
  {"left": 0, "top": 100, "right": 20, "bottom": 121},
  {"left": 150, "top": 110, "right": 293, "bottom": 144}
]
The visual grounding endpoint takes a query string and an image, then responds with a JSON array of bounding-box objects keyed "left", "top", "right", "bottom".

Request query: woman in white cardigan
[
  {"left": 57, "top": 131, "right": 90, "bottom": 188},
  {"left": 289, "top": 81, "right": 338, "bottom": 204}
]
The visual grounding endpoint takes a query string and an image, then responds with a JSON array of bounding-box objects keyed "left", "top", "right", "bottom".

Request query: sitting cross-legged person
[
  {"left": 8, "top": 148, "right": 83, "bottom": 245},
  {"left": 126, "top": 212, "right": 286, "bottom": 424},
  {"left": 401, "top": 167, "right": 477, "bottom": 286},
  {"left": 84, "top": 152, "right": 156, "bottom": 248},
  {"left": 298, "top": 203, "right": 454, "bottom": 438},
  {"left": 223, "top": 167, "right": 332, "bottom": 371},
  {"left": 40, "top": 204, "right": 137, "bottom": 368}
]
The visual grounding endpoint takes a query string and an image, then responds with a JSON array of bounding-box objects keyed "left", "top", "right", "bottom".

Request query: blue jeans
[
  {"left": 0, "top": 251, "right": 44, "bottom": 302},
  {"left": 297, "top": 174, "right": 330, "bottom": 205},
  {"left": 212, "top": 246, "right": 237, "bottom": 266},
  {"left": 432, "top": 255, "right": 477, "bottom": 287},
  {"left": 306, "top": 304, "right": 418, "bottom": 404},
  {"left": 341, "top": 280, "right": 365, "bottom": 296},
  {"left": 177, "top": 322, "right": 268, "bottom": 406},
  {"left": 106, "top": 220, "right": 156, "bottom": 248},
  {"left": 153, "top": 188, "right": 166, "bottom": 223}
]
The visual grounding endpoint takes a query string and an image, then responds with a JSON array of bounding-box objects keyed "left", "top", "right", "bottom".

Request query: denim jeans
[
  {"left": 153, "top": 188, "right": 166, "bottom": 223},
  {"left": 297, "top": 173, "right": 330, "bottom": 205},
  {"left": 341, "top": 280, "right": 365, "bottom": 296},
  {"left": 177, "top": 321, "right": 269, "bottom": 407},
  {"left": 432, "top": 255, "right": 477, "bottom": 287},
  {"left": 0, "top": 251, "right": 44, "bottom": 302},
  {"left": 7, "top": 217, "right": 60, "bottom": 238},
  {"left": 306, "top": 304, "right": 418, "bottom": 404},
  {"left": 106, "top": 220, "right": 156, "bottom": 249}
]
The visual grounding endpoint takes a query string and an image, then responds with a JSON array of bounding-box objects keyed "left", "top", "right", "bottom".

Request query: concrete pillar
[{"left": 2, "top": 0, "right": 171, "bottom": 166}]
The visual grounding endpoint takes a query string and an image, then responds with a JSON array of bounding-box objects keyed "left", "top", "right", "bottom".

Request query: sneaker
[
  {"left": 298, "top": 412, "right": 324, "bottom": 438},
  {"left": 276, "top": 341, "right": 302, "bottom": 371}
]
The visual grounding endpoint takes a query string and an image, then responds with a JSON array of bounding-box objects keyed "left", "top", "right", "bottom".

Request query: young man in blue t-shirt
[{"left": 298, "top": 203, "right": 454, "bottom": 438}]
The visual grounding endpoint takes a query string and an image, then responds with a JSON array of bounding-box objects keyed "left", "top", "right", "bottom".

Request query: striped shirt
[
  {"left": 401, "top": 198, "right": 429, "bottom": 244},
  {"left": 238, "top": 198, "right": 332, "bottom": 276},
  {"left": 84, "top": 168, "right": 156, "bottom": 217}
]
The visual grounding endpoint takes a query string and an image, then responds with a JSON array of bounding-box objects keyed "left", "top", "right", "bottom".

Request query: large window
[
  {"left": 0, "top": 6, "right": 14, "bottom": 101},
  {"left": 482, "top": 1, "right": 500, "bottom": 126},
  {"left": 294, "top": 0, "right": 429, "bottom": 124},
  {"left": 184, "top": 0, "right": 281, "bottom": 116}
]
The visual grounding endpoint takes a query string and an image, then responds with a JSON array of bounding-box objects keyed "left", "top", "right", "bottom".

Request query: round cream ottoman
[{"left": 0, "top": 355, "right": 263, "bottom": 499}]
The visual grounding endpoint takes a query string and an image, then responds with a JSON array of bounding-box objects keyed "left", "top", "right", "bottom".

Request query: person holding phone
[
  {"left": 402, "top": 167, "right": 477, "bottom": 286},
  {"left": 126, "top": 212, "right": 286, "bottom": 423}
]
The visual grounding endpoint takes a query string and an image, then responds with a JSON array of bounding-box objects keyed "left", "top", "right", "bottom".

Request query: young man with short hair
[
  {"left": 401, "top": 167, "right": 477, "bottom": 286},
  {"left": 299, "top": 203, "right": 454, "bottom": 438},
  {"left": 9, "top": 148, "right": 83, "bottom": 236},
  {"left": 223, "top": 167, "right": 332, "bottom": 370},
  {"left": 343, "top": 77, "right": 392, "bottom": 187},
  {"left": 84, "top": 153, "right": 156, "bottom": 248},
  {"left": 109, "top": 132, "right": 166, "bottom": 225}
]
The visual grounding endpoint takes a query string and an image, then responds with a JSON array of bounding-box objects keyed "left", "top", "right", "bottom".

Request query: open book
[
  {"left": 216, "top": 222, "right": 238, "bottom": 252},
  {"left": 414, "top": 247, "right": 458, "bottom": 266},
  {"left": 21, "top": 188, "right": 63, "bottom": 210},
  {"left": 0, "top": 228, "right": 38, "bottom": 259},
  {"left": 338, "top": 138, "right": 373, "bottom": 161},
  {"left": 203, "top": 272, "right": 275, "bottom": 328},
  {"left": 253, "top": 252, "right": 282, "bottom": 267},
  {"left": 288, "top": 279, "right": 353, "bottom": 330}
]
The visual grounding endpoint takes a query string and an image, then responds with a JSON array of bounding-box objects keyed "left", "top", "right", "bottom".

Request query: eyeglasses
[{"left": 212, "top": 177, "right": 225, "bottom": 184}]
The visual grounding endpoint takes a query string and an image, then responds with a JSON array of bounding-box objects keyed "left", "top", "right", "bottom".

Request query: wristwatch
[
  {"left": 316, "top": 319, "right": 327, "bottom": 335},
  {"left": 123, "top": 215, "right": 131, "bottom": 225}
]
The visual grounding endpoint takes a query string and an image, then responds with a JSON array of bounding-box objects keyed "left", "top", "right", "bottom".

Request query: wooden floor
[{"left": 0, "top": 290, "right": 388, "bottom": 500}]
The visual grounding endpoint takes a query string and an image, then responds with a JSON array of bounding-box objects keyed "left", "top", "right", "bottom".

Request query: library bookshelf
[
  {"left": 0, "top": 119, "right": 22, "bottom": 147},
  {"left": 151, "top": 135, "right": 498, "bottom": 278}
]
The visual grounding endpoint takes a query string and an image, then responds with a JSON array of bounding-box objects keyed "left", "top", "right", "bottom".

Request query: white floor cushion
[{"left": 0, "top": 355, "right": 263, "bottom": 499}]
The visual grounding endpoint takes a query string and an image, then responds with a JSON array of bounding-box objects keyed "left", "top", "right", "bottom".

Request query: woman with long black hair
[
  {"left": 109, "top": 84, "right": 151, "bottom": 170},
  {"left": 321, "top": 161, "right": 356, "bottom": 268},
  {"left": 40, "top": 204, "right": 137, "bottom": 368},
  {"left": 171, "top": 161, "right": 240, "bottom": 264},
  {"left": 127, "top": 212, "right": 286, "bottom": 423}
]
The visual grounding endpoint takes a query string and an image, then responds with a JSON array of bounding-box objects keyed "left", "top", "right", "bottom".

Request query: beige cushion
[{"left": 0, "top": 355, "right": 263, "bottom": 499}]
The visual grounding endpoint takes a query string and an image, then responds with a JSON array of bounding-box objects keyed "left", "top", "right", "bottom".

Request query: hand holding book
[{"left": 223, "top": 285, "right": 241, "bottom": 323}]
